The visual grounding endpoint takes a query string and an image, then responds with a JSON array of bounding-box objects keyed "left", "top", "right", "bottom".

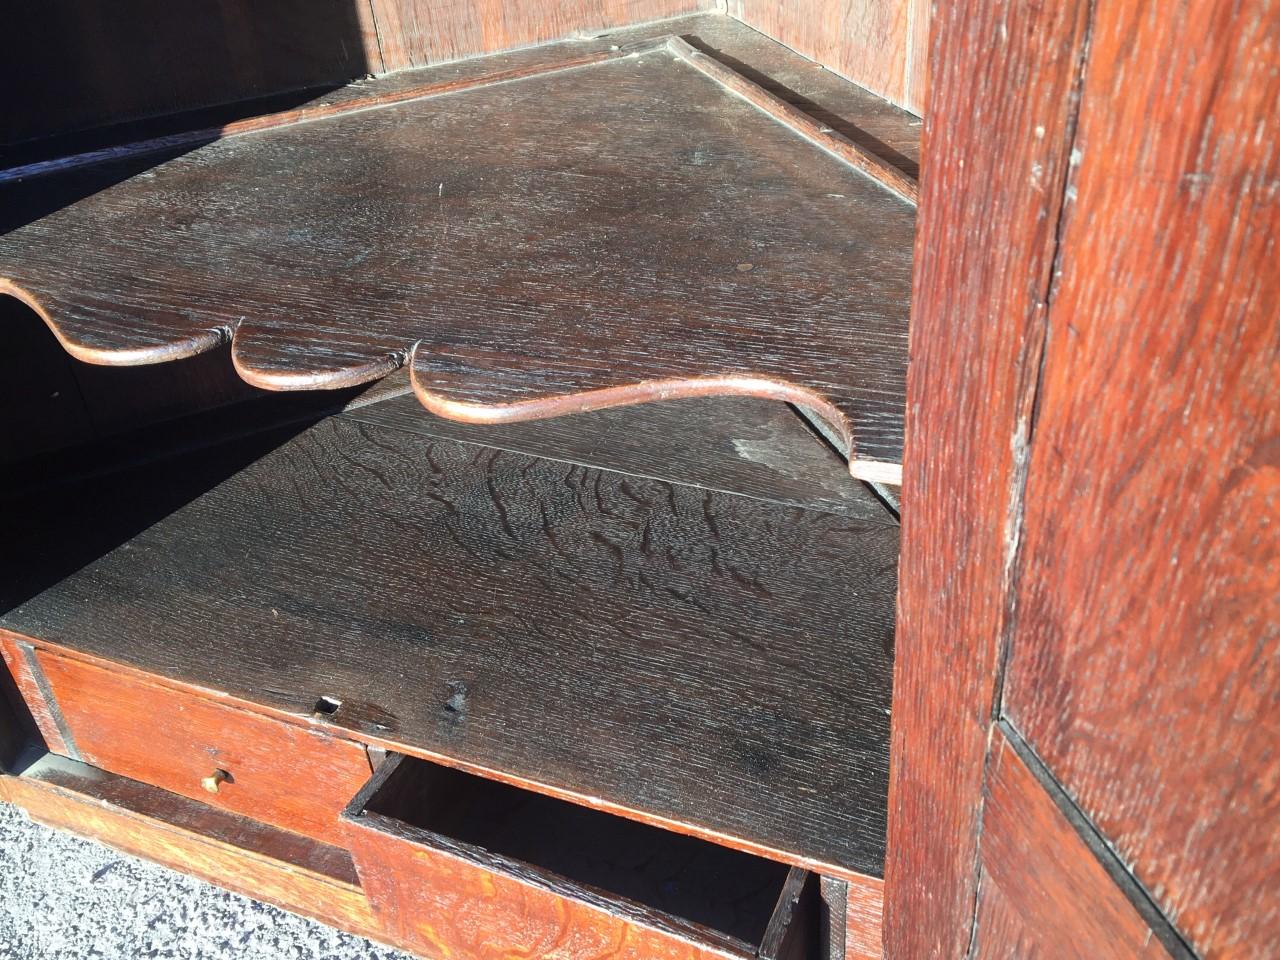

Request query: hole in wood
[{"left": 313, "top": 695, "right": 342, "bottom": 716}]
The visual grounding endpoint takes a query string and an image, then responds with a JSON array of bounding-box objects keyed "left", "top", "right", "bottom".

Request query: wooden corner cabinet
[{"left": 1, "top": 3, "right": 1275, "bottom": 959}]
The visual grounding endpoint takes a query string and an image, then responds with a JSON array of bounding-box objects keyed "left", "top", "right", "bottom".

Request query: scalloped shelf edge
[
  {"left": 1, "top": 34, "right": 913, "bottom": 488},
  {"left": 2, "top": 275, "right": 903, "bottom": 485}
]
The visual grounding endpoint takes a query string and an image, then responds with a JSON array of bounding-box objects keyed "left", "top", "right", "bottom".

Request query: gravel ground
[{"left": 0, "top": 801, "right": 415, "bottom": 960}]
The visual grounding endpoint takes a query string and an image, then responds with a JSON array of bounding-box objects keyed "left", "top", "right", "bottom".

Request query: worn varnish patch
[{"left": 0, "top": 35, "right": 913, "bottom": 482}]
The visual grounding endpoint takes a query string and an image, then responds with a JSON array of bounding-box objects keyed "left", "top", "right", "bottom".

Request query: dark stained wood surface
[
  {"left": 0, "top": 408, "right": 898, "bottom": 879},
  {"left": 345, "top": 390, "right": 892, "bottom": 521},
  {"left": 0, "top": 32, "right": 914, "bottom": 483},
  {"left": 883, "top": 0, "right": 1093, "bottom": 955},
  {"left": 667, "top": 38, "right": 917, "bottom": 204},
  {"left": 971, "top": 732, "right": 1177, "bottom": 960},
  {"left": 1000, "top": 0, "right": 1280, "bottom": 954}
]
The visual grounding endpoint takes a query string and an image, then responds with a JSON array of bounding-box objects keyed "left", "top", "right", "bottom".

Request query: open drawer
[{"left": 342, "top": 755, "right": 821, "bottom": 959}]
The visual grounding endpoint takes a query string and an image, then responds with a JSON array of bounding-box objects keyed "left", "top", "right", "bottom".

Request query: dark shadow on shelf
[
  {"left": 0, "top": 413, "right": 338, "bottom": 615},
  {"left": 2, "top": 1, "right": 377, "bottom": 150},
  {"left": 1, "top": 0, "right": 379, "bottom": 228},
  {"left": 0, "top": 300, "right": 368, "bottom": 613},
  {"left": 0, "top": 1, "right": 382, "bottom": 610}
]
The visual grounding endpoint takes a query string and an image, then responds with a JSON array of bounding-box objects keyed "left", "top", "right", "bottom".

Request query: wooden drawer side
[{"left": 343, "top": 754, "right": 817, "bottom": 960}]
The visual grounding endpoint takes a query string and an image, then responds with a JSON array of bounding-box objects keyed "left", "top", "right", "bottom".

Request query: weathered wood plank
[
  {"left": 344, "top": 390, "right": 892, "bottom": 521},
  {"left": 33, "top": 649, "right": 374, "bottom": 846},
  {"left": 1, "top": 31, "right": 913, "bottom": 482},
  {"left": 726, "top": 1, "right": 910, "bottom": 111},
  {"left": 1, "top": 753, "right": 381, "bottom": 939},
  {"left": 972, "top": 732, "right": 1177, "bottom": 960},
  {"left": 1, "top": 412, "right": 897, "bottom": 878},
  {"left": 1002, "top": 0, "right": 1280, "bottom": 954},
  {"left": 883, "top": 0, "right": 1093, "bottom": 954}
]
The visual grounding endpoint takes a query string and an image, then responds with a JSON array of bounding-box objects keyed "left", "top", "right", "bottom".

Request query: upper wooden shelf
[{"left": 0, "top": 18, "right": 916, "bottom": 483}]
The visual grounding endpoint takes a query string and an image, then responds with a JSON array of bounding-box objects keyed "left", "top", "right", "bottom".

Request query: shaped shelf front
[{"left": 1, "top": 32, "right": 914, "bottom": 484}]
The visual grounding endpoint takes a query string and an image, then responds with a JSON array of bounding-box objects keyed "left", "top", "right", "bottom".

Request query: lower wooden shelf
[
  {"left": 1, "top": 392, "right": 897, "bottom": 881},
  {"left": 1, "top": 391, "right": 894, "bottom": 960}
]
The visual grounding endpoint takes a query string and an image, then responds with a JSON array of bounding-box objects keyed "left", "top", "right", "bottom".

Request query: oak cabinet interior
[
  {"left": 0, "top": 9, "right": 913, "bottom": 960},
  {"left": 344, "top": 753, "right": 821, "bottom": 959}
]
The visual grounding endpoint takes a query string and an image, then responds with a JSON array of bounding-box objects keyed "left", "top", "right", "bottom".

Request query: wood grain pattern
[
  {"left": 0, "top": 410, "right": 898, "bottom": 879},
  {"left": 344, "top": 753, "right": 800, "bottom": 959},
  {"left": 882, "top": 0, "right": 1092, "bottom": 955},
  {"left": 758, "top": 868, "right": 813, "bottom": 960},
  {"left": 369, "top": 0, "right": 711, "bottom": 72},
  {"left": 905, "top": 0, "right": 929, "bottom": 118},
  {"left": 33, "top": 650, "right": 373, "bottom": 846},
  {"left": 842, "top": 879, "right": 882, "bottom": 960},
  {"left": 972, "top": 733, "right": 1173, "bottom": 959},
  {"left": 667, "top": 38, "right": 917, "bottom": 203},
  {"left": 0, "top": 36, "right": 914, "bottom": 482},
  {"left": 1001, "top": 0, "right": 1280, "bottom": 954},
  {"left": 726, "top": 1, "right": 911, "bottom": 111},
  {"left": 1, "top": 753, "right": 381, "bottom": 940},
  {"left": 345, "top": 390, "right": 892, "bottom": 522},
  {"left": 350, "top": 814, "right": 748, "bottom": 959},
  {"left": 3, "top": 0, "right": 381, "bottom": 146}
]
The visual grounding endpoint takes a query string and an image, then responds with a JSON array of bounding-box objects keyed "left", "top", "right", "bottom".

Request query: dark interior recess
[{"left": 362, "top": 755, "right": 793, "bottom": 946}]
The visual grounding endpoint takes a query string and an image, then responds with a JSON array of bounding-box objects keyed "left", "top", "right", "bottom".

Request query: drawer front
[
  {"left": 34, "top": 651, "right": 370, "bottom": 846},
  {"left": 342, "top": 755, "right": 808, "bottom": 960},
  {"left": 347, "top": 818, "right": 746, "bottom": 960}
]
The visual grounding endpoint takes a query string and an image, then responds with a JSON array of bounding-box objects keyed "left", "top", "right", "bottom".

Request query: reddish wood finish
[
  {"left": 33, "top": 649, "right": 373, "bottom": 846},
  {"left": 726, "top": 0, "right": 911, "bottom": 111},
  {"left": 0, "top": 754, "right": 381, "bottom": 941},
  {"left": 883, "top": 0, "right": 1092, "bottom": 955},
  {"left": 842, "top": 879, "right": 882, "bottom": 960},
  {"left": 0, "top": 631, "right": 71, "bottom": 756},
  {"left": 1001, "top": 1, "right": 1280, "bottom": 954},
  {"left": 904, "top": 0, "right": 929, "bottom": 117},
  {"left": 343, "top": 756, "right": 783, "bottom": 960},
  {"left": 368, "top": 0, "right": 712, "bottom": 72},
  {"left": 350, "top": 821, "right": 748, "bottom": 960},
  {"left": 972, "top": 734, "right": 1172, "bottom": 959}
]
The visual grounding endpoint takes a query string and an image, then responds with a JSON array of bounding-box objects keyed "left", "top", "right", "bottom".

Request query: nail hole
[{"left": 314, "top": 695, "right": 342, "bottom": 716}]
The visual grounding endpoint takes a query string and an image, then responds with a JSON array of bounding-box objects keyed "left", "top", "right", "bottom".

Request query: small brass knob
[{"left": 201, "top": 769, "right": 230, "bottom": 794}]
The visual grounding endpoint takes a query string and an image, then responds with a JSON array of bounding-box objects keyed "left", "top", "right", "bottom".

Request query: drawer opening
[{"left": 346, "top": 754, "right": 807, "bottom": 953}]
